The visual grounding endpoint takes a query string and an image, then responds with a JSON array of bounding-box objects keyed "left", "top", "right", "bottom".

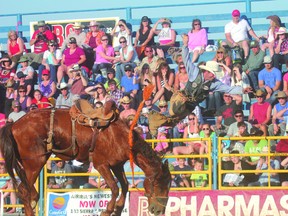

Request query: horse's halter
[{"left": 144, "top": 173, "right": 169, "bottom": 208}]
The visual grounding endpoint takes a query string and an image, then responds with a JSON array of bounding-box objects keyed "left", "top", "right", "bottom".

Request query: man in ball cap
[
  {"left": 258, "top": 55, "right": 282, "bottom": 104},
  {"left": 121, "top": 64, "right": 139, "bottom": 96},
  {"left": 27, "top": 20, "right": 55, "bottom": 69},
  {"left": 242, "top": 40, "right": 265, "bottom": 90},
  {"left": 222, "top": 9, "right": 260, "bottom": 60},
  {"left": 7, "top": 100, "right": 26, "bottom": 123}
]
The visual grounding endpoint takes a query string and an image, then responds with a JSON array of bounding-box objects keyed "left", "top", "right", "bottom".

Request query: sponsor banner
[
  {"left": 47, "top": 191, "right": 129, "bottom": 216},
  {"left": 130, "top": 190, "right": 288, "bottom": 216},
  {"left": 29, "top": 17, "right": 118, "bottom": 50}
]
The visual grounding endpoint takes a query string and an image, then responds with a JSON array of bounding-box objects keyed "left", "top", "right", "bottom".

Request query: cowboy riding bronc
[{"left": 148, "top": 34, "right": 247, "bottom": 136}]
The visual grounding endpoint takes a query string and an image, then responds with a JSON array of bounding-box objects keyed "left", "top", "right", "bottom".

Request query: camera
[{"left": 37, "top": 32, "right": 47, "bottom": 41}]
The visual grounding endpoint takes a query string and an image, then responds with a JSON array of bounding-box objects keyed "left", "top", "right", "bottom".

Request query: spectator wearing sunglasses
[
  {"left": 57, "top": 37, "right": 86, "bottom": 87},
  {"left": 268, "top": 91, "right": 288, "bottom": 137},
  {"left": 85, "top": 82, "right": 110, "bottom": 105},
  {"left": 227, "top": 110, "right": 253, "bottom": 137},
  {"left": 187, "top": 19, "right": 207, "bottom": 63},
  {"left": 174, "top": 62, "right": 188, "bottom": 91},
  {"left": 214, "top": 93, "right": 243, "bottom": 136},
  {"left": 116, "top": 36, "right": 139, "bottom": 82},
  {"left": 38, "top": 40, "right": 62, "bottom": 83},
  {"left": 138, "top": 46, "right": 159, "bottom": 74},
  {"left": 212, "top": 47, "right": 232, "bottom": 68},
  {"left": 248, "top": 89, "right": 272, "bottom": 136},
  {"left": 111, "top": 19, "right": 132, "bottom": 47}
]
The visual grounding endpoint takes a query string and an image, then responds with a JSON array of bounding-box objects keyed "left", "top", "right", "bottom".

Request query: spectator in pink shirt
[
  {"left": 249, "top": 89, "right": 272, "bottom": 136},
  {"left": 188, "top": 19, "right": 208, "bottom": 63},
  {"left": 92, "top": 35, "right": 120, "bottom": 81},
  {"left": 56, "top": 37, "right": 86, "bottom": 86},
  {"left": 27, "top": 20, "right": 55, "bottom": 69}
]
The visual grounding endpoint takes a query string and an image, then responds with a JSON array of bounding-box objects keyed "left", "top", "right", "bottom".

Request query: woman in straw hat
[{"left": 273, "top": 27, "right": 288, "bottom": 70}]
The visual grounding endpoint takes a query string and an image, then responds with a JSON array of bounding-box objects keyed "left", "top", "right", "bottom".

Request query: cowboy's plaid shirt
[{"left": 109, "top": 89, "right": 124, "bottom": 108}]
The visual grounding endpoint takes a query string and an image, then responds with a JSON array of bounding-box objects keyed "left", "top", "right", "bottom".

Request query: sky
[
  {"left": 0, "top": 0, "right": 287, "bottom": 49},
  {"left": 1, "top": 0, "right": 288, "bottom": 20}
]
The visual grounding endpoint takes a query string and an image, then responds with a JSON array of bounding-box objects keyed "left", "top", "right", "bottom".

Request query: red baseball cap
[
  {"left": 232, "top": 9, "right": 240, "bottom": 17},
  {"left": 42, "top": 69, "right": 50, "bottom": 75}
]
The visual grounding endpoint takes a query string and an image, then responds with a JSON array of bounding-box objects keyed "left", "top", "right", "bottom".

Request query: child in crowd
[
  {"left": 190, "top": 159, "right": 208, "bottom": 188},
  {"left": 172, "top": 158, "right": 192, "bottom": 187},
  {"left": 155, "top": 127, "right": 169, "bottom": 153}
]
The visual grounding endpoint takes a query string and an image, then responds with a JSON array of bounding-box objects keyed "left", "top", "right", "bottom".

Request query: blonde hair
[{"left": 8, "top": 30, "right": 18, "bottom": 40}]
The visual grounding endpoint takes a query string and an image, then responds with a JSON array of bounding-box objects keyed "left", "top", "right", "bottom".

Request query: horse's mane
[{"left": 131, "top": 130, "right": 162, "bottom": 164}]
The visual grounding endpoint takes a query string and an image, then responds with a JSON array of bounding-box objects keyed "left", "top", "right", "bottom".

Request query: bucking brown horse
[{"left": 0, "top": 108, "right": 171, "bottom": 216}]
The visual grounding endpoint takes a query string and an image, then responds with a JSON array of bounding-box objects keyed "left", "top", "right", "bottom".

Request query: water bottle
[{"left": 232, "top": 49, "right": 236, "bottom": 61}]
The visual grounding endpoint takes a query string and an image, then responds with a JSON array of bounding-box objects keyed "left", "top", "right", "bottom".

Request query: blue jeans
[
  {"left": 247, "top": 70, "right": 260, "bottom": 90},
  {"left": 207, "top": 91, "right": 223, "bottom": 110},
  {"left": 92, "top": 63, "right": 112, "bottom": 80},
  {"left": 38, "top": 64, "right": 57, "bottom": 83}
]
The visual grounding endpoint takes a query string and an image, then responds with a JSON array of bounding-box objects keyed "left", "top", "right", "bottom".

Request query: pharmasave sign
[
  {"left": 130, "top": 190, "right": 288, "bottom": 216},
  {"left": 29, "top": 17, "right": 118, "bottom": 50}
]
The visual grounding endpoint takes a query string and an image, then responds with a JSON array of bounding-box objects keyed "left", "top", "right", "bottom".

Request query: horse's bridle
[{"left": 144, "top": 174, "right": 169, "bottom": 208}]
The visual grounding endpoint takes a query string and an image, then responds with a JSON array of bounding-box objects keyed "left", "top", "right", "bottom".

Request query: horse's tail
[{"left": 0, "top": 124, "right": 29, "bottom": 189}]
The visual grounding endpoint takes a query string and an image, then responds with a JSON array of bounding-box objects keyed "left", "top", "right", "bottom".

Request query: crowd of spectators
[{"left": 1, "top": 9, "right": 288, "bottom": 193}]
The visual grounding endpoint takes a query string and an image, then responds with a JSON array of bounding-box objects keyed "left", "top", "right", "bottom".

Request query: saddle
[{"left": 69, "top": 99, "right": 119, "bottom": 128}]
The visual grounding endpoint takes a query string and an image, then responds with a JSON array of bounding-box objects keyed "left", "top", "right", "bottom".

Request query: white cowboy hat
[
  {"left": 199, "top": 61, "right": 221, "bottom": 75},
  {"left": 57, "top": 82, "right": 69, "bottom": 90},
  {"left": 276, "top": 27, "right": 287, "bottom": 35}
]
